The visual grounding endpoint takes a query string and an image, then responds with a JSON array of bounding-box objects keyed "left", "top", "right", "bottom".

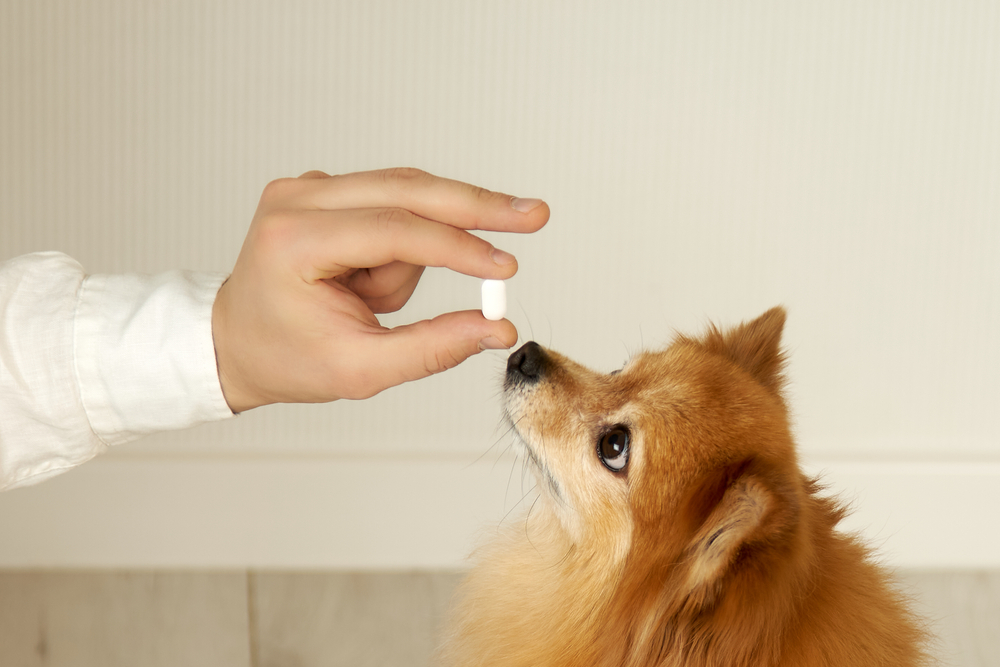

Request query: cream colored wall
[{"left": 1, "top": 1, "right": 998, "bottom": 568}]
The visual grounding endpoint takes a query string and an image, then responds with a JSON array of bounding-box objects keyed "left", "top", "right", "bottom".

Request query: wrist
[{"left": 211, "top": 280, "right": 261, "bottom": 414}]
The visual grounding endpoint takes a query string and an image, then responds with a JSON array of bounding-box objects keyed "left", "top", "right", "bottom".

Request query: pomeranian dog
[{"left": 440, "top": 308, "right": 929, "bottom": 666}]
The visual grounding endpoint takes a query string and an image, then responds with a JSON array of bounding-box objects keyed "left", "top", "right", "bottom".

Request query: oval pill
[{"left": 481, "top": 279, "right": 507, "bottom": 321}]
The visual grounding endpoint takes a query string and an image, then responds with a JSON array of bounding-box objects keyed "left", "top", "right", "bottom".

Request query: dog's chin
[
  {"left": 502, "top": 384, "right": 583, "bottom": 536},
  {"left": 507, "top": 424, "right": 566, "bottom": 506}
]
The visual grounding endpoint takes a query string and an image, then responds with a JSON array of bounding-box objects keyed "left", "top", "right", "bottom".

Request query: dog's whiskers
[
  {"left": 503, "top": 446, "right": 520, "bottom": 512},
  {"left": 516, "top": 300, "right": 535, "bottom": 344},
  {"left": 497, "top": 478, "right": 538, "bottom": 534},
  {"left": 524, "top": 493, "right": 541, "bottom": 554},
  {"left": 467, "top": 415, "right": 523, "bottom": 470}
]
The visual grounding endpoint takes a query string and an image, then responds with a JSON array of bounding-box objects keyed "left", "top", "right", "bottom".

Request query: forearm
[{"left": 0, "top": 252, "right": 234, "bottom": 491}]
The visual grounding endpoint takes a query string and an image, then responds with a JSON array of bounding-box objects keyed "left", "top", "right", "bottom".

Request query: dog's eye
[{"left": 598, "top": 427, "right": 630, "bottom": 473}]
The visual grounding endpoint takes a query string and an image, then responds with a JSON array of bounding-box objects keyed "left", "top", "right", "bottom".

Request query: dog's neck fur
[{"left": 440, "top": 478, "right": 927, "bottom": 667}]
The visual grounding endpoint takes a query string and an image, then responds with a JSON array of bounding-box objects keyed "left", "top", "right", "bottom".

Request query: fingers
[
  {"left": 271, "top": 168, "right": 549, "bottom": 235},
  {"left": 274, "top": 208, "right": 520, "bottom": 282},
  {"left": 337, "top": 262, "right": 425, "bottom": 313},
  {"left": 371, "top": 311, "right": 519, "bottom": 387},
  {"left": 219, "top": 168, "right": 543, "bottom": 411}
]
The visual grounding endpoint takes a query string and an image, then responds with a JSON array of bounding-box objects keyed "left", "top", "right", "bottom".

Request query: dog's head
[{"left": 502, "top": 307, "right": 805, "bottom": 610}]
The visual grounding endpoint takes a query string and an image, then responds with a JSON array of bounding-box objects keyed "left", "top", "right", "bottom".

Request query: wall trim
[{"left": 0, "top": 457, "right": 997, "bottom": 570}]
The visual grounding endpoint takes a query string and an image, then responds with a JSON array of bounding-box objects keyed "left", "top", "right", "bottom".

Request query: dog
[{"left": 439, "top": 307, "right": 929, "bottom": 666}]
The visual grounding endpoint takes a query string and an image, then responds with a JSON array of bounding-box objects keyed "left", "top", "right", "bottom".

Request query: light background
[{"left": 1, "top": 0, "right": 998, "bottom": 569}]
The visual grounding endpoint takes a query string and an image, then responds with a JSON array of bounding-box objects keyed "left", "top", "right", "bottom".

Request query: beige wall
[{"left": 1, "top": 1, "right": 997, "bottom": 568}]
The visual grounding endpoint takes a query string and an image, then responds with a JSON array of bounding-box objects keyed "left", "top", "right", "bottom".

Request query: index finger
[{"left": 275, "top": 168, "right": 550, "bottom": 234}]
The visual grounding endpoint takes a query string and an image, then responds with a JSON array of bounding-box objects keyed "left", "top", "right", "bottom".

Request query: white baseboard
[{"left": 0, "top": 457, "right": 997, "bottom": 570}]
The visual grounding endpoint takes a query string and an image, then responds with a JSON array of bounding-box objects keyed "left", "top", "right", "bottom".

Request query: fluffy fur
[{"left": 439, "top": 307, "right": 929, "bottom": 667}]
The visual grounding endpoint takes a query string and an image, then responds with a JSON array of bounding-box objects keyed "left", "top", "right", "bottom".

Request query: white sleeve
[{"left": 0, "top": 252, "right": 235, "bottom": 491}]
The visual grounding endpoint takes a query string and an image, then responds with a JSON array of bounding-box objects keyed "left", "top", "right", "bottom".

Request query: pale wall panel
[
  {"left": 0, "top": 458, "right": 997, "bottom": 570},
  {"left": 1, "top": 1, "right": 998, "bottom": 567}
]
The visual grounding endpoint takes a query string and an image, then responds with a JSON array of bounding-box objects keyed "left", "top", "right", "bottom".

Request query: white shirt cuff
[{"left": 75, "top": 270, "right": 235, "bottom": 447}]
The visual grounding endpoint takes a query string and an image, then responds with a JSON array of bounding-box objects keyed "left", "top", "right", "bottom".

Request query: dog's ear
[
  {"left": 678, "top": 460, "right": 797, "bottom": 610},
  {"left": 703, "top": 307, "right": 787, "bottom": 393}
]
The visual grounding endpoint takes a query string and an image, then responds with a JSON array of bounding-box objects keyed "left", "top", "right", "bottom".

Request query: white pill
[{"left": 481, "top": 279, "right": 507, "bottom": 321}]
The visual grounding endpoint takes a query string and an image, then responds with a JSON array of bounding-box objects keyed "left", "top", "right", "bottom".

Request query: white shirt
[{"left": 0, "top": 252, "right": 235, "bottom": 491}]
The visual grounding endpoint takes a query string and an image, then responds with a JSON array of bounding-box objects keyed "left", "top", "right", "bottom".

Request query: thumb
[{"left": 376, "top": 311, "right": 518, "bottom": 384}]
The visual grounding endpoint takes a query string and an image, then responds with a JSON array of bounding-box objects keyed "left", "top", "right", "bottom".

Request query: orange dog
[{"left": 440, "top": 308, "right": 928, "bottom": 666}]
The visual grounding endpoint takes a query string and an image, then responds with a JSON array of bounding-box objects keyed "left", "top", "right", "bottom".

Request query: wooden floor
[{"left": 0, "top": 570, "right": 996, "bottom": 666}]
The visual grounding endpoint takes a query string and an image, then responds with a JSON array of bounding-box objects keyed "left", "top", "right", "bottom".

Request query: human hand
[{"left": 211, "top": 168, "right": 549, "bottom": 413}]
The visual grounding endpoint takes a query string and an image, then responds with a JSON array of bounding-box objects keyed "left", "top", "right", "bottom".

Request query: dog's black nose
[{"left": 507, "top": 341, "right": 546, "bottom": 382}]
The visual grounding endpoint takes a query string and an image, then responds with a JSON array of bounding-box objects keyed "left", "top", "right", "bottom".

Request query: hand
[{"left": 211, "top": 168, "right": 549, "bottom": 413}]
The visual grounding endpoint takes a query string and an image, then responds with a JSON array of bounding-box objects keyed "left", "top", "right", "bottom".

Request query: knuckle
[
  {"left": 373, "top": 206, "right": 414, "bottom": 235},
  {"left": 298, "top": 169, "right": 330, "bottom": 179},
  {"left": 471, "top": 184, "right": 499, "bottom": 205},
  {"left": 253, "top": 209, "right": 299, "bottom": 247},
  {"left": 425, "top": 347, "right": 464, "bottom": 376},
  {"left": 380, "top": 167, "right": 432, "bottom": 194},
  {"left": 384, "top": 166, "right": 430, "bottom": 183},
  {"left": 260, "top": 177, "right": 300, "bottom": 203}
]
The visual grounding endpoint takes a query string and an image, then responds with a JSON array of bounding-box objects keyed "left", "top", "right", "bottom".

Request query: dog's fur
[{"left": 440, "top": 308, "right": 929, "bottom": 666}]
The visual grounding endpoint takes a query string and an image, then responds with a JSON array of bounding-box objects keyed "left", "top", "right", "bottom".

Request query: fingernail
[
  {"left": 510, "top": 197, "right": 543, "bottom": 213},
  {"left": 490, "top": 247, "right": 516, "bottom": 266},
  {"left": 478, "top": 336, "right": 509, "bottom": 351}
]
